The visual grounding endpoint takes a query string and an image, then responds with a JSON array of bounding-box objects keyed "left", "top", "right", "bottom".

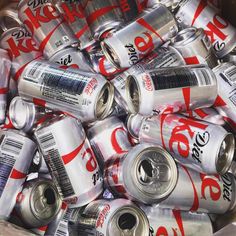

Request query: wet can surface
[
  {"left": 101, "top": 5, "right": 178, "bottom": 68},
  {"left": 68, "top": 198, "right": 150, "bottom": 236},
  {"left": 18, "top": 60, "right": 114, "bottom": 122},
  {"left": 125, "top": 65, "right": 217, "bottom": 115},
  {"left": 18, "top": 0, "right": 78, "bottom": 59},
  {"left": 35, "top": 116, "right": 103, "bottom": 208},
  {"left": 104, "top": 144, "right": 178, "bottom": 204},
  {"left": 175, "top": 0, "right": 236, "bottom": 58},
  {"left": 0, "top": 129, "right": 37, "bottom": 219},
  {"left": 138, "top": 114, "right": 235, "bottom": 174}
]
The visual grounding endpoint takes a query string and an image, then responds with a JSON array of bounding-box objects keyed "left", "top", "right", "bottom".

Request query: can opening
[
  {"left": 118, "top": 213, "right": 137, "bottom": 230},
  {"left": 1, "top": 15, "right": 20, "bottom": 31},
  {"left": 126, "top": 76, "right": 139, "bottom": 113},
  {"left": 44, "top": 188, "right": 56, "bottom": 205},
  {"left": 101, "top": 41, "right": 120, "bottom": 68},
  {"left": 138, "top": 159, "right": 153, "bottom": 183}
]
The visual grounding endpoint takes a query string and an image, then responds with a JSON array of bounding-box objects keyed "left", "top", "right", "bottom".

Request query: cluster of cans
[{"left": 0, "top": 0, "right": 236, "bottom": 235}]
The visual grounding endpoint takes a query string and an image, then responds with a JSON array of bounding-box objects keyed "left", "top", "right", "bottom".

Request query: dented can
[
  {"left": 18, "top": 0, "right": 78, "bottom": 59},
  {"left": 104, "top": 143, "right": 178, "bottom": 204},
  {"left": 0, "top": 129, "right": 37, "bottom": 219},
  {"left": 35, "top": 116, "right": 103, "bottom": 208},
  {"left": 18, "top": 60, "right": 114, "bottom": 122},
  {"left": 68, "top": 198, "right": 150, "bottom": 236},
  {"left": 101, "top": 5, "right": 178, "bottom": 68},
  {"left": 175, "top": 0, "right": 236, "bottom": 58},
  {"left": 137, "top": 114, "right": 235, "bottom": 174},
  {"left": 125, "top": 65, "right": 217, "bottom": 115}
]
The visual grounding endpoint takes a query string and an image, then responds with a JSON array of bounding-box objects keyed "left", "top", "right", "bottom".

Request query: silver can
[
  {"left": 213, "top": 62, "right": 236, "bottom": 131},
  {"left": 138, "top": 113, "right": 235, "bottom": 174},
  {"left": 141, "top": 205, "right": 213, "bottom": 236},
  {"left": 223, "top": 47, "right": 236, "bottom": 63},
  {"left": 18, "top": 0, "right": 78, "bottom": 59},
  {"left": 35, "top": 115, "right": 103, "bottom": 208},
  {"left": 175, "top": 0, "right": 236, "bottom": 58},
  {"left": 0, "top": 27, "right": 43, "bottom": 81},
  {"left": 159, "top": 164, "right": 236, "bottom": 214},
  {"left": 101, "top": 5, "right": 178, "bottom": 68},
  {"left": 18, "top": 60, "right": 114, "bottom": 122},
  {"left": 15, "top": 178, "right": 62, "bottom": 228},
  {"left": 81, "top": 0, "right": 123, "bottom": 40},
  {"left": 170, "top": 27, "right": 218, "bottom": 68},
  {"left": 0, "top": 129, "right": 37, "bottom": 219},
  {"left": 68, "top": 198, "right": 150, "bottom": 236},
  {"left": 53, "top": 0, "right": 94, "bottom": 50},
  {"left": 125, "top": 65, "right": 217, "bottom": 115},
  {"left": 111, "top": 46, "right": 185, "bottom": 111},
  {"left": 87, "top": 116, "right": 132, "bottom": 169},
  {"left": 104, "top": 143, "right": 178, "bottom": 204}
]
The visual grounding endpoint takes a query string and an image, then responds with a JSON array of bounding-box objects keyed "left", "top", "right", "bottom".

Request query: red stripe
[
  {"left": 10, "top": 169, "right": 27, "bottom": 179},
  {"left": 0, "top": 88, "right": 8, "bottom": 94},
  {"left": 160, "top": 114, "right": 168, "bottom": 149},
  {"left": 172, "top": 210, "right": 185, "bottom": 236},
  {"left": 182, "top": 87, "right": 193, "bottom": 116},
  {"left": 33, "top": 98, "right": 46, "bottom": 107},
  {"left": 75, "top": 25, "right": 89, "bottom": 39},
  {"left": 136, "top": 18, "right": 164, "bottom": 43},
  {"left": 38, "top": 226, "right": 48, "bottom": 231},
  {"left": 184, "top": 56, "right": 200, "bottom": 65},
  {"left": 194, "top": 108, "right": 208, "bottom": 119},
  {"left": 62, "top": 140, "right": 85, "bottom": 165},
  {"left": 86, "top": 6, "right": 119, "bottom": 25},
  {"left": 61, "top": 202, "right": 68, "bottom": 210},
  {"left": 191, "top": 0, "right": 207, "bottom": 26},
  {"left": 213, "top": 95, "right": 227, "bottom": 107}
]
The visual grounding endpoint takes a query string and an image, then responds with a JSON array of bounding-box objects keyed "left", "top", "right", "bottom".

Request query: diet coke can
[
  {"left": 53, "top": 0, "right": 94, "bottom": 50},
  {"left": 18, "top": 0, "right": 78, "bottom": 59},
  {"left": 118, "top": 0, "right": 139, "bottom": 22},
  {"left": 111, "top": 46, "right": 185, "bottom": 111},
  {"left": 0, "top": 129, "right": 37, "bottom": 219},
  {"left": 35, "top": 115, "right": 103, "bottom": 208},
  {"left": 104, "top": 143, "right": 178, "bottom": 204},
  {"left": 87, "top": 116, "right": 132, "bottom": 169},
  {"left": 18, "top": 60, "right": 114, "bottom": 122},
  {"left": 175, "top": 0, "right": 236, "bottom": 58},
  {"left": 125, "top": 65, "right": 217, "bottom": 115},
  {"left": 15, "top": 178, "right": 62, "bottom": 228},
  {"left": 0, "top": 27, "right": 43, "bottom": 81},
  {"left": 101, "top": 5, "right": 178, "bottom": 68},
  {"left": 223, "top": 47, "right": 236, "bottom": 63},
  {"left": 138, "top": 113, "right": 235, "bottom": 174},
  {"left": 81, "top": 0, "right": 123, "bottom": 40},
  {"left": 213, "top": 62, "right": 236, "bottom": 131},
  {"left": 68, "top": 198, "right": 150, "bottom": 236},
  {"left": 141, "top": 205, "right": 213, "bottom": 236},
  {"left": 159, "top": 164, "right": 236, "bottom": 214},
  {"left": 170, "top": 27, "right": 218, "bottom": 68}
]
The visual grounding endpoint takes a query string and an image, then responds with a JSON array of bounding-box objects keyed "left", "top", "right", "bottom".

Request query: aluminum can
[
  {"left": 104, "top": 143, "right": 178, "bottom": 204},
  {"left": 81, "top": 0, "right": 123, "bottom": 40},
  {"left": 9, "top": 96, "right": 55, "bottom": 133},
  {"left": 53, "top": 0, "right": 94, "bottom": 50},
  {"left": 8, "top": 77, "right": 19, "bottom": 101},
  {"left": 170, "top": 27, "right": 218, "bottom": 68},
  {"left": 35, "top": 116, "right": 103, "bottom": 208},
  {"left": 0, "top": 114, "right": 15, "bottom": 130},
  {"left": 118, "top": 0, "right": 139, "bottom": 22},
  {"left": 0, "top": 27, "right": 43, "bottom": 81},
  {"left": 213, "top": 62, "right": 236, "bottom": 131},
  {"left": 139, "top": 113, "right": 235, "bottom": 174},
  {"left": 49, "top": 47, "right": 93, "bottom": 72},
  {"left": 223, "top": 47, "right": 236, "bottom": 63},
  {"left": 182, "top": 107, "right": 226, "bottom": 126},
  {"left": 87, "top": 116, "right": 132, "bottom": 169},
  {"left": 111, "top": 46, "right": 185, "bottom": 111},
  {"left": 145, "top": 0, "right": 182, "bottom": 11},
  {"left": 15, "top": 178, "right": 62, "bottom": 228},
  {"left": 125, "top": 65, "right": 217, "bottom": 115},
  {"left": 159, "top": 164, "right": 236, "bottom": 214},
  {"left": 18, "top": 0, "right": 78, "bottom": 59},
  {"left": 18, "top": 60, "right": 114, "bottom": 122},
  {"left": 126, "top": 113, "right": 145, "bottom": 139},
  {"left": 0, "top": 49, "right": 11, "bottom": 124},
  {"left": 175, "top": 0, "right": 236, "bottom": 58},
  {"left": 101, "top": 5, "right": 178, "bottom": 68},
  {"left": 68, "top": 198, "right": 150, "bottom": 236},
  {"left": 0, "top": 3, "right": 22, "bottom": 32},
  {"left": 0, "top": 129, "right": 37, "bottom": 219},
  {"left": 141, "top": 205, "right": 213, "bottom": 236}
]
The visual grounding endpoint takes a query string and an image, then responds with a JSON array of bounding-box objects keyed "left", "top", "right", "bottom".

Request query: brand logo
[
  {"left": 142, "top": 74, "right": 153, "bottom": 91},
  {"left": 125, "top": 43, "right": 138, "bottom": 65},
  {"left": 96, "top": 204, "right": 111, "bottom": 228},
  {"left": 64, "top": 196, "right": 78, "bottom": 205},
  {"left": 111, "top": 127, "right": 130, "bottom": 154},
  {"left": 82, "top": 147, "right": 98, "bottom": 172},
  {"left": 56, "top": 54, "right": 73, "bottom": 66},
  {"left": 84, "top": 78, "right": 98, "bottom": 95},
  {"left": 221, "top": 174, "right": 233, "bottom": 202}
]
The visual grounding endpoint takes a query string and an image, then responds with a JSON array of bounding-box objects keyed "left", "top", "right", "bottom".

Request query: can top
[{"left": 126, "top": 114, "right": 144, "bottom": 139}]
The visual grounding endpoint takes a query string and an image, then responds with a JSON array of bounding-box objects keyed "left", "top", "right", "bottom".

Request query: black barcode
[
  {"left": 56, "top": 221, "right": 68, "bottom": 236},
  {"left": 225, "top": 66, "right": 236, "bottom": 83},
  {"left": 63, "top": 208, "right": 73, "bottom": 221},
  {"left": 0, "top": 156, "right": 15, "bottom": 197},
  {"left": 46, "top": 148, "right": 75, "bottom": 198},
  {"left": 38, "top": 133, "right": 56, "bottom": 149},
  {"left": 151, "top": 68, "right": 198, "bottom": 90},
  {"left": 27, "top": 62, "right": 43, "bottom": 79},
  {"left": 2, "top": 138, "right": 23, "bottom": 155}
]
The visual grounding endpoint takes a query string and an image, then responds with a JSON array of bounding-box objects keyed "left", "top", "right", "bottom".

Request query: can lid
[{"left": 126, "top": 114, "right": 144, "bottom": 139}]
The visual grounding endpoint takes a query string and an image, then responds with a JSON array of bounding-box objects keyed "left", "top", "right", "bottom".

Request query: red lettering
[
  {"left": 60, "top": 3, "right": 84, "bottom": 23},
  {"left": 134, "top": 32, "right": 154, "bottom": 56},
  {"left": 111, "top": 127, "right": 129, "bottom": 154},
  {"left": 82, "top": 148, "right": 97, "bottom": 172},
  {"left": 156, "top": 227, "right": 168, "bottom": 236}
]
